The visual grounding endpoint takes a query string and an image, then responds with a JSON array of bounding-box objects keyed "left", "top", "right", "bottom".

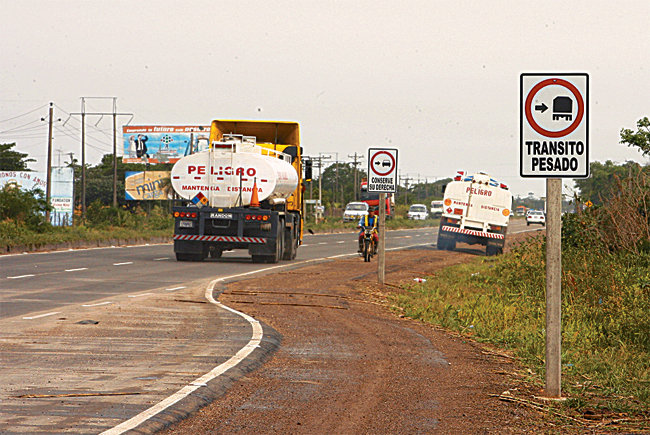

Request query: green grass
[{"left": 392, "top": 236, "right": 650, "bottom": 420}]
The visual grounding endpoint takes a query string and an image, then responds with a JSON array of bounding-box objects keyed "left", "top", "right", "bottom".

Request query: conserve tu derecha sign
[
  {"left": 367, "top": 148, "right": 398, "bottom": 193},
  {"left": 520, "top": 73, "right": 589, "bottom": 178}
]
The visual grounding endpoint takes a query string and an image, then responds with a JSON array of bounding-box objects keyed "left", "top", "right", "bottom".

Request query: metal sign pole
[
  {"left": 545, "top": 177, "right": 562, "bottom": 397},
  {"left": 378, "top": 192, "right": 386, "bottom": 284}
]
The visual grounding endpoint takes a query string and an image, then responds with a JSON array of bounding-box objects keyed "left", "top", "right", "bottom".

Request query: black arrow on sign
[{"left": 535, "top": 103, "right": 548, "bottom": 113}]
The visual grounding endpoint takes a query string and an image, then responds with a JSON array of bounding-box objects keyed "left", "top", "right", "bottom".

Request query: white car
[
  {"left": 343, "top": 202, "right": 369, "bottom": 222},
  {"left": 407, "top": 204, "right": 429, "bottom": 220},
  {"left": 526, "top": 210, "right": 546, "bottom": 226}
]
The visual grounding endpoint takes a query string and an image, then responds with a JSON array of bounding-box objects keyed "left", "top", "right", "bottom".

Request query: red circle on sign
[
  {"left": 370, "top": 151, "right": 396, "bottom": 176},
  {"left": 525, "top": 78, "right": 584, "bottom": 138}
]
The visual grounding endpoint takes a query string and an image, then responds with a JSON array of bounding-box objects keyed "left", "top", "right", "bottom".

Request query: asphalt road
[
  {"left": 0, "top": 220, "right": 534, "bottom": 433},
  {"left": 0, "top": 226, "right": 438, "bottom": 320}
]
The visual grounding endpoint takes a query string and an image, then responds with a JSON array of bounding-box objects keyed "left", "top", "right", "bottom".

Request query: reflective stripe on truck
[
  {"left": 173, "top": 234, "right": 267, "bottom": 243},
  {"left": 441, "top": 225, "right": 504, "bottom": 240}
]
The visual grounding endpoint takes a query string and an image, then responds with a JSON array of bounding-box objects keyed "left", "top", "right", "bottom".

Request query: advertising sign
[
  {"left": 0, "top": 168, "right": 74, "bottom": 226},
  {"left": 125, "top": 171, "right": 171, "bottom": 200},
  {"left": 520, "top": 73, "right": 589, "bottom": 178},
  {"left": 367, "top": 148, "right": 398, "bottom": 193},
  {"left": 123, "top": 125, "right": 210, "bottom": 164}
]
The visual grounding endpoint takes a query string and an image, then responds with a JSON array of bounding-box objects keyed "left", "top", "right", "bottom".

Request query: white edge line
[
  {"left": 7, "top": 274, "right": 35, "bottom": 279},
  {"left": 22, "top": 312, "right": 60, "bottom": 320},
  {"left": 153, "top": 257, "right": 170, "bottom": 261},
  {"left": 82, "top": 302, "right": 112, "bottom": 307}
]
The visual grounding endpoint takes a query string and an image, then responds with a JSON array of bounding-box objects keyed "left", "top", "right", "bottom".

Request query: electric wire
[{"left": 0, "top": 103, "right": 48, "bottom": 124}]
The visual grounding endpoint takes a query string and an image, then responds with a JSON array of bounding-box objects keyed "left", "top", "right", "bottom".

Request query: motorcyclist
[{"left": 357, "top": 208, "right": 379, "bottom": 255}]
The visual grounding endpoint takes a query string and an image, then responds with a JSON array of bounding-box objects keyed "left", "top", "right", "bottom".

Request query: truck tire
[
  {"left": 176, "top": 252, "right": 204, "bottom": 262},
  {"left": 282, "top": 226, "right": 296, "bottom": 261},
  {"left": 486, "top": 245, "right": 502, "bottom": 256},
  {"left": 266, "top": 224, "right": 284, "bottom": 263},
  {"left": 436, "top": 238, "right": 447, "bottom": 250}
]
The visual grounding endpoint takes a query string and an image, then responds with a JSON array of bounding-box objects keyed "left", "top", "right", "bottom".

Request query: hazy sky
[{"left": 1, "top": 0, "right": 648, "bottom": 198}]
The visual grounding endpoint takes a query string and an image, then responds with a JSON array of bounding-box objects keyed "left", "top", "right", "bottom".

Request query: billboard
[
  {"left": 122, "top": 125, "right": 210, "bottom": 164},
  {"left": 0, "top": 168, "right": 74, "bottom": 226},
  {"left": 125, "top": 171, "right": 171, "bottom": 200}
]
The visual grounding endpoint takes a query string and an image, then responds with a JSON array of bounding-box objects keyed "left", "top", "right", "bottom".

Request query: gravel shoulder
[{"left": 162, "top": 231, "right": 559, "bottom": 434}]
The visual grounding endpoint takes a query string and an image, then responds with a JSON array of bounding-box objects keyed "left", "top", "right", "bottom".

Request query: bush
[{"left": 0, "top": 185, "right": 51, "bottom": 231}]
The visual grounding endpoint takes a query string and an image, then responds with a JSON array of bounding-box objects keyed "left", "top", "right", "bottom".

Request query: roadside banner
[
  {"left": 0, "top": 168, "right": 74, "bottom": 226},
  {"left": 125, "top": 171, "right": 171, "bottom": 200},
  {"left": 122, "top": 125, "right": 210, "bottom": 164}
]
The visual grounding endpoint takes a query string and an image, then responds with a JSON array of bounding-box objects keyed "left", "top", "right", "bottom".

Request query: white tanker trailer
[{"left": 171, "top": 120, "right": 306, "bottom": 263}]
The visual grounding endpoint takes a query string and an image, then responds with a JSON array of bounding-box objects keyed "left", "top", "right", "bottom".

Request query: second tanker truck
[{"left": 171, "top": 120, "right": 306, "bottom": 262}]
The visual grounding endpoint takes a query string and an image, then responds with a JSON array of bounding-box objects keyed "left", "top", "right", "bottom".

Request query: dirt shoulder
[{"left": 162, "top": 232, "right": 563, "bottom": 434}]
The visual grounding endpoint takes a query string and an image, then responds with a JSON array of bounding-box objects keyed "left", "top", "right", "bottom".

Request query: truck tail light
[{"left": 174, "top": 211, "right": 180, "bottom": 218}]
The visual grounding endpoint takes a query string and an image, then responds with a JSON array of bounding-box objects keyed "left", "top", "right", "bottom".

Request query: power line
[{"left": 0, "top": 103, "right": 48, "bottom": 124}]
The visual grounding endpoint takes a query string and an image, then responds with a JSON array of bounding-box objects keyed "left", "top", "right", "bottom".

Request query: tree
[
  {"left": 620, "top": 117, "right": 650, "bottom": 157},
  {"left": 574, "top": 160, "right": 643, "bottom": 205},
  {"left": 0, "top": 185, "right": 51, "bottom": 230},
  {"left": 0, "top": 143, "right": 35, "bottom": 170}
]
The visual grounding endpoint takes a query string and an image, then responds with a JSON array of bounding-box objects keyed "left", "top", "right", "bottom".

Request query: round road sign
[
  {"left": 525, "top": 78, "right": 584, "bottom": 138},
  {"left": 370, "top": 150, "right": 396, "bottom": 177}
]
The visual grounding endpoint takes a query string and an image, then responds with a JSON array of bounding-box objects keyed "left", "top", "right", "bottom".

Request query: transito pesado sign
[
  {"left": 520, "top": 73, "right": 589, "bottom": 178},
  {"left": 367, "top": 148, "right": 398, "bottom": 193}
]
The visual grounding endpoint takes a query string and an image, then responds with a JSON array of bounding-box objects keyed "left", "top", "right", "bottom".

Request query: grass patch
[{"left": 392, "top": 236, "right": 650, "bottom": 422}]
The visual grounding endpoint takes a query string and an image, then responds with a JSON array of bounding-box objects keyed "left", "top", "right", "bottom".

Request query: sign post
[
  {"left": 520, "top": 73, "right": 589, "bottom": 398},
  {"left": 368, "top": 148, "right": 398, "bottom": 284}
]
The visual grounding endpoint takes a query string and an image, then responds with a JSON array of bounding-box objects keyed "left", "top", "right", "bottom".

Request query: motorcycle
[{"left": 361, "top": 227, "right": 376, "bottom": 262}]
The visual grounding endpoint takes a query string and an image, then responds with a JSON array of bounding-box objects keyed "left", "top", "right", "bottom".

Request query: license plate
[
  {"left": 210, "top": 212, "right": 233, "bottom": 219},
  {"left": 179, "top": 220, "right": 194, "bottom": 228}
]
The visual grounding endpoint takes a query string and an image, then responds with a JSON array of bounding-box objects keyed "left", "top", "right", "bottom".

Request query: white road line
[
  {"left": 165, "top": 286, "right": 186, "bottom": 292},
  {"left": 7, "top": 274, "right": 35, "bottom": 279},
  {"left": 318, "top": 242, "right": 327, "bottom": 245},
  {"left": 82, "top": 301, "right": 113, "bottom": 307},
  {"left": 22, "top": 312, "right": 60, "bottom": 320},
  {"left": 153, "top": 257, "right": 169, "bottom": 261},
  {"left": 113, "top": 262, "right": 133, "bottom": 266},
  {"left": 301, "top": 244, "right": 311, "bottom": 247},
  {"left": 336, "top": 241, "right": 345, "bottom": 244},
  {"left": 128, "top": 293, "right": 153, "bottom": 298},
  {"left": 65, "top": 267, "right": 88, "bottom": 272}
]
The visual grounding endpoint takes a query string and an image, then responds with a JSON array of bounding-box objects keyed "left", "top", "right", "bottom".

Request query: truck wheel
[
  {"left": 436, "top": 238, "right": 446, "bottom": 250},
  {"left": 282, "top": 226, "right": 296, "bottom": 261},
  {"left": 486, "top": 245, "right": 500, "bottom": 256},
  {"left": 252, "top": 255, "right": 265, "bottom": 263},
  {"left": 266, "top": 224, "right": 284, "bottom": 263},
  {"left": 176, "top": 253, "right": 204, "bottom": 262}
]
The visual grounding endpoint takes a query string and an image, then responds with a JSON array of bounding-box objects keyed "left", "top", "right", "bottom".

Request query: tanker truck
[
  {"left": 171, "top": 120, "right": 305, "bottom": 262},
  {"left": 436, "top": 171, "right": 512, "bottom": 256}
]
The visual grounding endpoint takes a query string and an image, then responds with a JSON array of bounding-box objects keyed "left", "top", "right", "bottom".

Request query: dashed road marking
[
  {"left": 65, "top": 267, "right": 88, "bottom": 272},
  {"left": 7, "top": 274, "right": 35, "bottom": 279},
  {"left": 128, "top": 293, "right": 153, "bottom": 298},
  {"left": 165, "top": 286, "right": 186, "bottom": 292},
  {"left": 113, "top": 262, "right": 133, "bottom": 266},
  {"left": 82, "top": 301, "right": 113, "bottom": 307},
  {"left": 22, "top": 312, "right": 60, "bottom": 320},
  {"left": 153, "top": 257, "right": 169, "bottom": 261}
]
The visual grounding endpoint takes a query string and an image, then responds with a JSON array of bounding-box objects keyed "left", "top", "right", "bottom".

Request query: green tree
[
  {"left": 574, "top": 160, "right": 643, "bottom": 205},
  {"left": 620, "top": 117, "right": 650, "bottom": 157},
  {"left": 0, "top": 185, "right": 51, "bottom": 230},
  {"left": 0, "top": 143, "right": 35, "bottom": 170},
  {"left": 319, "top": 162, "right": 366, "bottom": 207}
]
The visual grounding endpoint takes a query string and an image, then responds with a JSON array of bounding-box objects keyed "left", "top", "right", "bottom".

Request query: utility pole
[
  {"left": 400, "top": 175, "right": 412, "bottom": 205},
  {"left": 348, "top": 152, "right": 363, "bottom": 201},
  {"left": 67, "top": 97, "right": 133, "bottom": 219},
  {"left": 45, "top": 102, "right": 54, "bottom": 222}
]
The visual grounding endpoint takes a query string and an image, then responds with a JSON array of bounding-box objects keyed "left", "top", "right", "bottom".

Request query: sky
[{"left": 1, "top": 0, "right": 649, "bottom": 199}]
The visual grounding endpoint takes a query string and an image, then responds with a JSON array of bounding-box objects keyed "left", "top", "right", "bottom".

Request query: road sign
[
  {"left": 367, "top": 148, "right": 398, "bottom": 193},
  {"left": 520, "top": 73, "right": 589, "bottom": 178}
]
